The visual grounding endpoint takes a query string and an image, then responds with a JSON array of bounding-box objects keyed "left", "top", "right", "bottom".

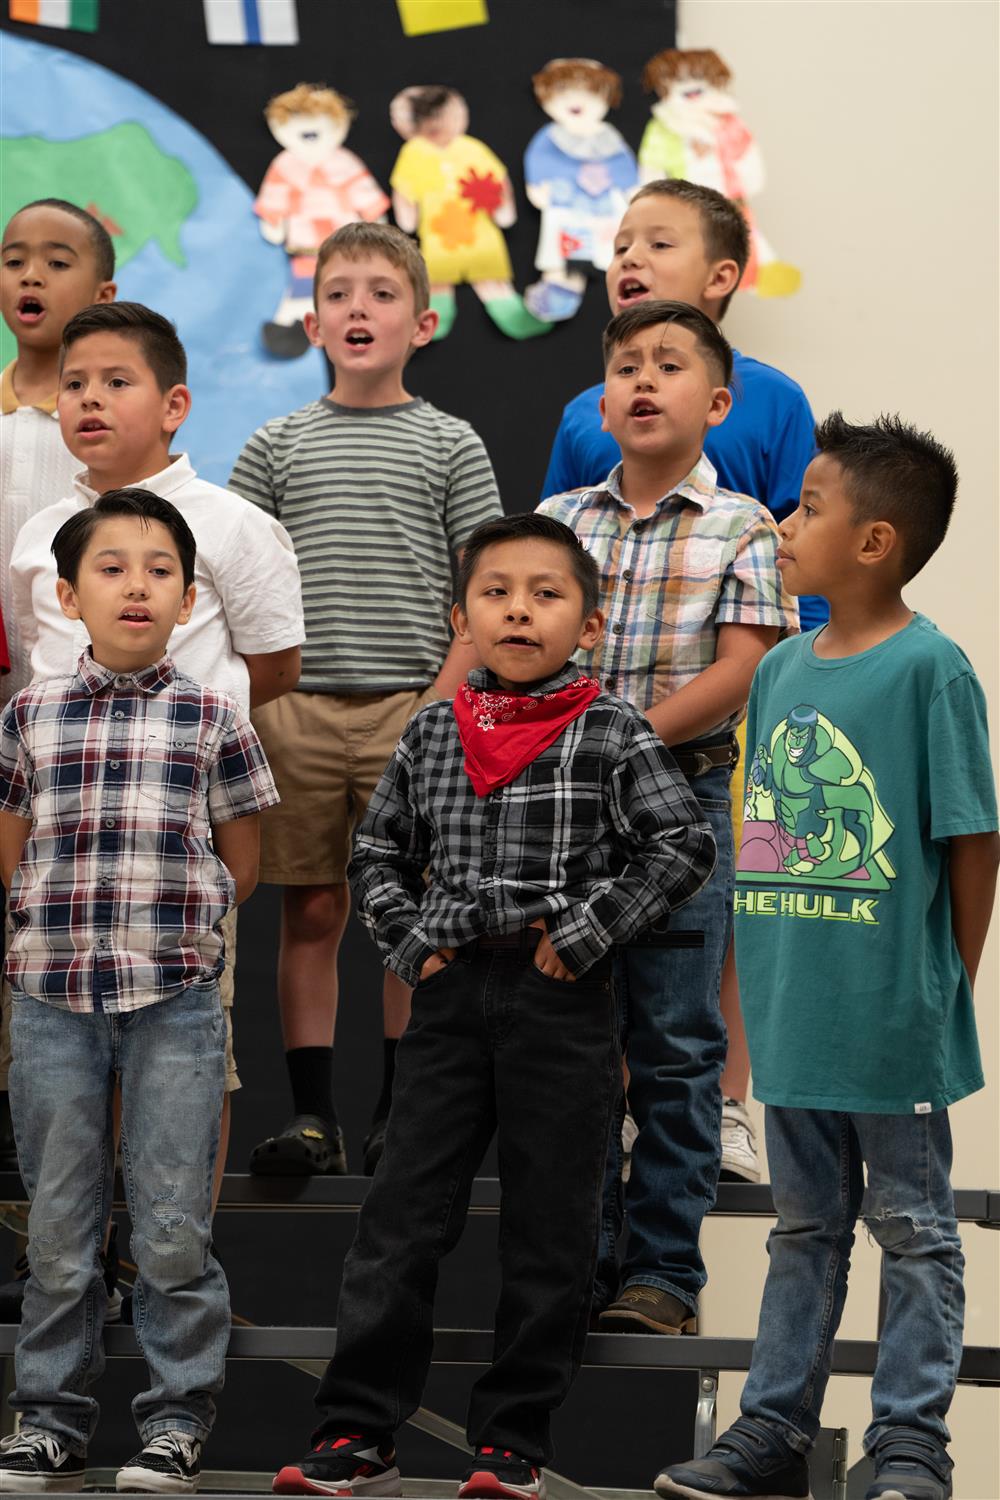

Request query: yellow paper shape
[{"left": 396, "top": 0, "right": 488, "bottom": 37}]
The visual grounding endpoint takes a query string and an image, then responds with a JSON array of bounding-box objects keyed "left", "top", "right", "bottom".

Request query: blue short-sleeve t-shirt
[
  {"left": 541, "top": 352, "right": 828, "bottom": 630},
  {"left": 734, "top": 614, "right": 997, "bottom": 1114}
]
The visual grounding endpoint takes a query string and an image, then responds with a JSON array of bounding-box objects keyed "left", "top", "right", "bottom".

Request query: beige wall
[{"left": 676, "top": 2, "right": 1000, "bottom": 1495}]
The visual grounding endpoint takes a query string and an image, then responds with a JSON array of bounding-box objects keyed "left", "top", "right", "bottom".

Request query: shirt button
[
  {"left": 115, "top": 676, "right": 128, "bottom": 688},
  {"left": 622, "top": 569, "right": 633, "bottom": 581},
  {"left": 634, "top": 521, "right": 645, "bottom": 533},
  {"left": 606, "top": 676, "right": 617, "bottom": 689},
  {"left": 612, "top": 622, "right": 624, "bottom": 635},
  {"left": 114, "top": 711, "right": 125, "bottom": 720},
  {"left": 105, "top": 818, "right": 115, "bottom": 828},
  {"left": 109, "top": 760, "right": 121, "bottom": 770}
]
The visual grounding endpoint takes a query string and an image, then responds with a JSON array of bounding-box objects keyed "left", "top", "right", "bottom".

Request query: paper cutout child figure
[
  {"left": 523, "top": 58, "right": 638, "bottom": 323},
  {"left": 638, "top": 49, "right": 801, "bottom": 298},
  {"left": 389, "top": 85, "right": 549, "bottom": 340},
  {"left": 255, "top": 83, "right": 390, "bottom": 358}
]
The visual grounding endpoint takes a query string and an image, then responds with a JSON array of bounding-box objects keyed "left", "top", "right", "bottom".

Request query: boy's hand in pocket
[{"left": 529, "top": 919, "right": 576, "bottom": 982}]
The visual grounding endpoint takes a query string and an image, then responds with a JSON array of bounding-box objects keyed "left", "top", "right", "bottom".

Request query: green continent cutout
[{"left": 1, "top": 124, "right": 198, "bottom": 365}]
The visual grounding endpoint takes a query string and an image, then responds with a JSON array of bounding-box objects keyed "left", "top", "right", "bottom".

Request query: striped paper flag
[
  {"left": 9, "top": 0, "right": 98, "bottom": 30},
  {"left": 204, "top": 0, "right": 298, "bottom": 45}
]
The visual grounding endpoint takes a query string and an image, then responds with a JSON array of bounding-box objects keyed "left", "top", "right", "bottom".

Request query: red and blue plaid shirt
[{"left": 0, "top": 653, "right": 279, "bottom": 1013}]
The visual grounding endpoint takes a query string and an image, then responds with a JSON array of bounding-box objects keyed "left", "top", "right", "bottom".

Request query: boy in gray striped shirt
[{"left": 230, "top": 222, "right": 501, "bottom": 1179}]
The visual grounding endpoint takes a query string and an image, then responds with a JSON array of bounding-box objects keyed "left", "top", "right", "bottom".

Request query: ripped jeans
[
  {"left": 740, "top": 1105, "right": 964, "bottom": 1457},
  {"left": 8, "top": 982, "right": 229, "bottom": 1452}
]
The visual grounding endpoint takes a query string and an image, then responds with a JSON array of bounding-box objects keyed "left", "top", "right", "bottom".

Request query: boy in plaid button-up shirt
[
  {"left": 540, "top": 300, "right": 797, "bottom": 1337},
  {"left": 0, "top": 491, "right": 278, "bottom": 1493},
  {"left": 272, "top": 514, "right": 715, "bottom": 1500}
]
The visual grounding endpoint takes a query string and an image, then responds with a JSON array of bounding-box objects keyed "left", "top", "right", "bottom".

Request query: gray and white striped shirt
[{"left": 230, "top": 397, "right": 501, "bottom": 693}]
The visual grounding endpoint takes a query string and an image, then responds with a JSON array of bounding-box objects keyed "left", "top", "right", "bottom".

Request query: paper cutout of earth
[{"left": 1, "top": 33, "right": 325, "bottom": 484}]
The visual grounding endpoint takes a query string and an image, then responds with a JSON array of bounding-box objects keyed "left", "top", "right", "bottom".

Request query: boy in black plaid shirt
[{"left": 273, "top": 514, "right": 715, "bottom": 1500}]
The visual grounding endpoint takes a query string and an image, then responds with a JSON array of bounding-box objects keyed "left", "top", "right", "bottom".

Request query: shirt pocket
[{"left": 138, "top": 730, "right": 206, "bottom": 821}]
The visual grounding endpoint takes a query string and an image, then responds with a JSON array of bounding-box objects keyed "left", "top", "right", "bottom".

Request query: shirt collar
[
  {"left": 467, "top": 661, "right": 585, "bottom": 697},
  {"left": 75, "top": 651, "right": 177, "bottom": 696},
  {"left": 599, "top": 452, "right": 718, "bottom": 514},
  {"left": 73, "top": 451, "right": 194, "bottom": 504},
  {"left": 1, "top": 361, "right": 59, "bottom": 416}
]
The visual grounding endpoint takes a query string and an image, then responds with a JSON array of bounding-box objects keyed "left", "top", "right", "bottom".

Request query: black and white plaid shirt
[{"left": 349, "top": 663, "right": 716, "bottom": 985}]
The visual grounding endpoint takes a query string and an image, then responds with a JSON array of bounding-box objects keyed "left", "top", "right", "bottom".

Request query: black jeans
[{"left": 313, "top": 934, "right": 619, "bottom": 1465}]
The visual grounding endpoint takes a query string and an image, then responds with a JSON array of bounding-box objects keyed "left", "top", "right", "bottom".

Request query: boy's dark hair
[
  {"left": 457, "top": 513, "right": 601, "bottom": 617},
  {"left": 52, "top": 488, "right": 197, "bottom": 590},
  {"left": 8, "top": 198, "right": 115, "bottom": 282},
  {"left": 313, "top": 221, "right": 430, "bottom": 314},
  {"left": 603, "top": 299, "right": 733, "bottom": 386},
  {"left": 61, "top": 302, "right": 187, "bottom": 391},
  {"left": 630, "top": 179, "right": 749, "bottom": 319},
  {"left": 408, "top": 85, "right": 455, "bottom": 126},
  {"left": 814, "top": 412, "right": 958, "bottom": 581}
]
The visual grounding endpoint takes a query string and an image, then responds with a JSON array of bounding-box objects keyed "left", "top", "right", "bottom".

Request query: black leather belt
[
  {"left": 671, "top": 734, "right": 740, "bottom": 779},
  {"left": 474, "top": 930, "right": 540, "bottom": 953}
]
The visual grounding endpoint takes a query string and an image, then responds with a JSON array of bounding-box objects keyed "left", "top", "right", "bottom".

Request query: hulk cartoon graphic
[{"left": 741, "top": 704, "right": 895, "bottom": 887}]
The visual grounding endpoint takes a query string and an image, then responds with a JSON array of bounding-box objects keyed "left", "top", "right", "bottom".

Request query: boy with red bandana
[{"left": 272, "top": 513, "right": 715, "bottom": 1500}]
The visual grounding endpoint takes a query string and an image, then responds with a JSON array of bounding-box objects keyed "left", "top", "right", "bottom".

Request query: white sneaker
[
  {"left": 621, "top": 1110, "right": 639, "bottom": 1183},
  {"left": 720, "top": 1098, "right": 760, "bottom": 1183}
]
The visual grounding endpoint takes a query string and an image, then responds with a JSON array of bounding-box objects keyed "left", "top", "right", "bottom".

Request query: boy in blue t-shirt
[
  {"left": 658, "top": 414, "right": 999, "bottom": 1500},
  {"left": 541, "top": 180, "right": 826, "bottom": 630}
]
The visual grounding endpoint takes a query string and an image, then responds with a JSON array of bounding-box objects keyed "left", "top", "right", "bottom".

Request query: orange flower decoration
[{"left": 430, "top": 198, "right": 478, "bottom": 250}]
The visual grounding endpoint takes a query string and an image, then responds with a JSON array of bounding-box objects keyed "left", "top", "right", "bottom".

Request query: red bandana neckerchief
[{"left": 453, "top": 675, "right": 601, "bottom": 797}]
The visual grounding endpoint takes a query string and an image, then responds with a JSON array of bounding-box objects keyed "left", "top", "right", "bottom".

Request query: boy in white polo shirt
[
  {"left": 8, "top": 299, "right": 305, "bottom": 1172},
  {"left": 1, "top": 199, "right": 117, "bottom": 702}
]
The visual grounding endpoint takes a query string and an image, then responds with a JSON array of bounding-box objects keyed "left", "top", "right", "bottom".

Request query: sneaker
[
  {"left": 720, "top": 1099, "right": 760, "bottom": 1184},
  {"left": 865, "top": 1427, "right": 953, "bottom": 1500},
  {"left": 654, "top": 1418, "right": 809, "bottom": 1498},
  {"left": 0, "top": 1223, "right": 121, "bottom": 1323},
  {"left": 458, "top": 1448, "right": 546, "bottom": 1499},
  {"left": 250, "top": 1114, "right": 348, "bottom": 1176},
  {"left": 273, "top": 1435, "right": 401, "bottom": 1496},
  {"left": 0, "top": 1427, "right": 85, "bottom": 1492},
  {"left": 621, "top": 1110, "right": 639, "bottom": 1184},
  {"left": 116, "top": 1430, "right": 202, "bottom": 1493},
  {"left": 598, "top": 1286, "right": 697, "bottom": 1335},
  {"left": 362, "top": 1119, "right": 387, "bottom": 1177}
]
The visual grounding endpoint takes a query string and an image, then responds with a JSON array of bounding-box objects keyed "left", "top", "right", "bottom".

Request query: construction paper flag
[
  {"left": 396, "top": 0, "right": 488, "bottom": 38},
  {"left": 9, "top": 0, "right": 98, "bottom": 30},
  {"left": 204, "top": 0, "right": 298, "bottom": 45}
]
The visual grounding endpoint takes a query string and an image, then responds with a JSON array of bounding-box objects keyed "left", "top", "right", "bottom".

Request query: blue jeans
[
  {"left": 740, "top": 1106, "right": 964, "bottom": 1455},
  {"left": 8, "top": 981, "right": 230, "bottom": 1453},
  {"left": 595, "top": 765, "right": 732, "bottom": 1313}
]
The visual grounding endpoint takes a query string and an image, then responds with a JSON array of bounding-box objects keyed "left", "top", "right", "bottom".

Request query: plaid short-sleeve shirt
[
  {"left": 0, "top": 654, "right": 279, "bottom": 1013},
  {"left": 539, "top": 455, "right": 799, "bottom": 730}
]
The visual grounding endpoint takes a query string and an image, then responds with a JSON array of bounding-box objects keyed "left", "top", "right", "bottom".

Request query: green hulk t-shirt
[{"left": 734, "top": 614, "right": 997, "bottom": 1114}]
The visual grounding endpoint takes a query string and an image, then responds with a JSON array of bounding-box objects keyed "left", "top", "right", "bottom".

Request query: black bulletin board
[{"left": 1, "top": 0, "right": 677, "bottom": 505}]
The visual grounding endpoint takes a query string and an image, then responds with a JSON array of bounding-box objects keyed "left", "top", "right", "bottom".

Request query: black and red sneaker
[
  {"left": 272, "top": 1434, "right": 401, "bottom": 1497},
  {"left": 458, "top": 1447, "right": 546, "bottom": 1500}
]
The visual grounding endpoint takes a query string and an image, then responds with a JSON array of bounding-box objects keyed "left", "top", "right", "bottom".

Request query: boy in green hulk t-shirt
[{"left": 658, "top": 413, "right": 999, "bottom": 1500}]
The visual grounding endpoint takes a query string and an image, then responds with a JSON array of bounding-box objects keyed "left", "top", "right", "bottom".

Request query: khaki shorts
[
  {"left": 1, "top": 907, "right": 241, "bottom": 1093},
  {"left": 252, "top": 687, "right": 435, "bottom": 885}
]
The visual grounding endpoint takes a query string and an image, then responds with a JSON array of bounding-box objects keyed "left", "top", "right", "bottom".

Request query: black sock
[
  {"left": 371, "top": 1038, "right": 398, "bottom": 1126},
  {"left": 286, "top": 1047, "right": 338, "bottom": 1131}
]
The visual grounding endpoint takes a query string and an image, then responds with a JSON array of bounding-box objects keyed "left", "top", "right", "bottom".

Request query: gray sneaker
[{"left": 865, "top": 1428, "right": 952, "bottom": 1500}]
